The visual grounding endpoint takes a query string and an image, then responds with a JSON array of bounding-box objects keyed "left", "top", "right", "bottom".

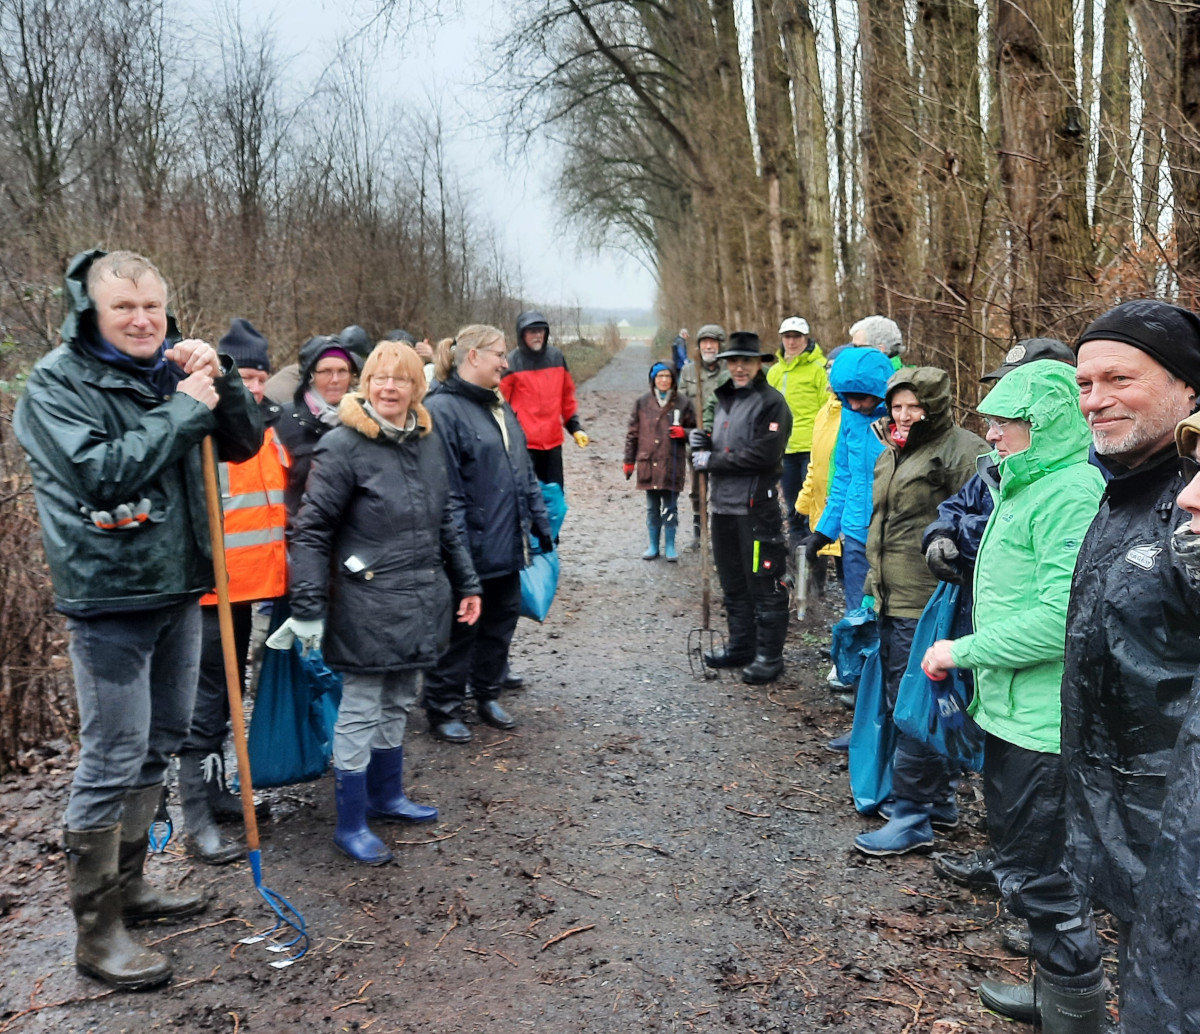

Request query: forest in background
[{"left": 502, "top": 0, "right": 1200, "bottom": 394}]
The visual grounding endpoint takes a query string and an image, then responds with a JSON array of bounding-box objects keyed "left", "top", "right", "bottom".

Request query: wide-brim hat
[{"left": 715, "top": 330, "right": 773, "bottom": 361}]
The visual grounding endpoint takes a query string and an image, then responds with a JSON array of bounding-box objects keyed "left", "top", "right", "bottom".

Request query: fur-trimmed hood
[{"left": 337, "top": 391, "right": 432, "bottom": 439}]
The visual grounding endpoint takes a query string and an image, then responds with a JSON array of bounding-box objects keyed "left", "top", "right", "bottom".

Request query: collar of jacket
[
  {"left": 773, "top": 346, "right": 819, "bottom": 367},
  {"left": 1099, "top": 445, "right": 1180, "bottom": 498},
  {"left": 338, "top": 392, "right": 430, "bottom": 440},
  {"left": 445, "top": 370, "right": 507, "bottom": 408}
]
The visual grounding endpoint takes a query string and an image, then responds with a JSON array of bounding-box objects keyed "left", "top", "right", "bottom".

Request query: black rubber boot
[
  {"left": 742, "top": 607, "right": 789, "bottom": 684},
  {"left": 201, "top": 750, "right": 270, "bottom": 824},
  {"left": 66, "top": 824, "right": 173, "bottom": 989},
  {"left": 178, "top": 751, "right": 243, "bottom": 865},
  {"left": 704, "top": 599, "right": 756, "bottom": 667},
  {"left": 119, "top": 785, "right": 208, "bottom": 921},
  {"left": 1037, "top": 967, "right": 1105, "bottom": 1034},
  {"left": 932, "top": 848, "right": 997, "bottom": 890},
  {"left": 979, "top": 976, "right": 1036, "bottom": 1023}
]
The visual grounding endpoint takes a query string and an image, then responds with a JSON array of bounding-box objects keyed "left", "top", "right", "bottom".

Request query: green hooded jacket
[
  {"left": 865, "top": 367, "right": 988, "bottom": 618},
  {"left": 950, "top": 360, "right": 1104, "bottom": 753},
  {"left": 766, "top": 344, "right": 827, "bottom": 451}
]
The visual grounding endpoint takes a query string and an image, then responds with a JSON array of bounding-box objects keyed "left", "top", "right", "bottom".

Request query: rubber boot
[
  {"left": 703, "top": 598, "right": 756, "bottom": 668},
  {"left": 178, "top": 751, "right": 243, "bottom": 865},
  {"left": 691, "top": 514, "right": 701, "bottom": 550},
  {"left": 742, "top": 607, "right": 789, "bottom": 684},
  {"left": 879, "top": 795, "right": 959, "bottom": 830},
  {"left": 642, "top": 512, "right": 661, "bottom": 560},
  {"left": 978, "top": 977, "right": 1035, "bottom": 1023},
  {"left": 333, "top": 769, "right": 393, "bottom": 865},
  {"left": 365, "top": 746, "right": 438, "bottom": 824},
  {"left": 663, "top": 525, "right": 678, "bottom": 562},
  {"left": 118, "top": 784, "right": 207, "bottom": 921},
  {"left": 66, "top": 824, "right": 173, "bottom": 989},
  {"left": 854, "top": 799, "right": 934, "bottom": 856},
  {"left": 1037, "top": 966, "right": 1105, "bottom": 1033},
  {"left": 202, "top": 750, "right": 270, "bottom": 824}
]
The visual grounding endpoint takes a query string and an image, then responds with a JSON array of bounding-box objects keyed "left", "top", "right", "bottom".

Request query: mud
[{"left": 0, "top": 343, "right": 1116, "bottom": 1033}]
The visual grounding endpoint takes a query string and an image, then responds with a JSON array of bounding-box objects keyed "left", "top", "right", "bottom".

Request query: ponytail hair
[{"left": 433, "top": 336, "right": 456, "bottom": 383}]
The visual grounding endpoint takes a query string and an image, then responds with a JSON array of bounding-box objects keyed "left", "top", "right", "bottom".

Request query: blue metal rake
[{"left": 203, "top": 437, "right": 309, "bottom": 966}]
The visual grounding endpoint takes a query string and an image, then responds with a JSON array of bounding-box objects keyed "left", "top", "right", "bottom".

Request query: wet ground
[{"left": 0, "top": 343, "right": 1115, "bottom": 1032}]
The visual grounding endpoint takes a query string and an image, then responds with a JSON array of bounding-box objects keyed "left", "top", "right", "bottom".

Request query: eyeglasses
[
  {"left": 370, "top": 374, "right": 412, "bottom": 387},
  {"left": 314, "top": 366, "right": 351, "bottom": 379},
  {"left": 1182, "top": 456, "right": 1200, "bottom": 481},
  {"left": 476, "top": 347, "right": 507, "bottom": 360},
  {"left": 985, "top": 417, "right": 1018, "bottom": 435}
]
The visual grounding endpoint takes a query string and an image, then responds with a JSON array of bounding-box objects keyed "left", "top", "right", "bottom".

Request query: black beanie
[
  {"left": 1076, "top": 300, "right": 1200, "bottom": 392},
  {"left": 219, "top": 318, "right": 270, "bottom": 372}
]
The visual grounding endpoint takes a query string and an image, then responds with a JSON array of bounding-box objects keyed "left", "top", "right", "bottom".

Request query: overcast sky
[{"left": 235, "top": 0, "right": 656, "bottom": 312}]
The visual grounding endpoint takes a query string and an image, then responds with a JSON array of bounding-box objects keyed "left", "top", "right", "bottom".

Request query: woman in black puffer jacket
[{"left": 280, "top": 340, "right": 481, "bottom": 865}]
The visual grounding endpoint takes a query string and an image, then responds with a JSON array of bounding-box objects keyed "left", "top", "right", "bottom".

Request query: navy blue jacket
[
  {"left": 426, "top": 372, "right": 553, "bottom": 581},
  {"left": 921, "top": 463, "right": 997, "bottom": 572}
]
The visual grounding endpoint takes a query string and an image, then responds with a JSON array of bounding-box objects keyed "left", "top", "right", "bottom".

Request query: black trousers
[
  {"left": 711, "top": 509, "right": 790, "bottom": 642},
  {"left": 424, "top": 572, "right": 522, "bottom": 719},
  {"left": 528, "top": 446, "right": 564, "bottom": 488},
  {"left": 984, "top": 733, "right": 1102, "bottom": 978},
  {"left": 880, "top": 615, "right": 952, "bottom": 805},
  {"left": 183, "top": 602, "right": 252, "bottom": 753}
]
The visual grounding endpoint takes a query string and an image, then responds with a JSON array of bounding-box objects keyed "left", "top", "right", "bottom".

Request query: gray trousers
[
  {"left": 65, "top": 600, "right": 202, "bottom": 829},
  {"left": 333, "top": 669, "right": 420, "bottom": 771}
]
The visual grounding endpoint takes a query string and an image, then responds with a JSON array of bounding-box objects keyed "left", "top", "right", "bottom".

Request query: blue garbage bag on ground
[
  {"left": 893, "top": 582, "right": 986, "bottom": 772},
  {"left": 521, "top": 481, "right": 567, "bottom": 622},
  {"left": 848, "top": 644, "right": 895, "bottom": 813},
  {"left": 830, "top": 605, "right": 879, "bottom": 687},
  {"left": 248, "top": 619, "right": 342, "bottom": 788}
]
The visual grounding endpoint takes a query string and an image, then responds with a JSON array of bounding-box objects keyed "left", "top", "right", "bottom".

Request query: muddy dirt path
[{"left": 0, "top": 345, "right": 1071, "bottom": 1032}]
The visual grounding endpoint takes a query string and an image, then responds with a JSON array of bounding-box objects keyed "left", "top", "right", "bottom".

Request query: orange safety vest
[{"left": 200, "top": 427, "right": 289, "bottom": 605}]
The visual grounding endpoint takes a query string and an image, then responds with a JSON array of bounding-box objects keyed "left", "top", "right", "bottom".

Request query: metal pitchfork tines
[{"left": 203, "top": 436, "right": 309, "bottom": 968}]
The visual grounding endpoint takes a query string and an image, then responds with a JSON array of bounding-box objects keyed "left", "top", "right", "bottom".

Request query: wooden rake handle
[{"left": 200, "top": 435, "right": 261, "bottom": 852}]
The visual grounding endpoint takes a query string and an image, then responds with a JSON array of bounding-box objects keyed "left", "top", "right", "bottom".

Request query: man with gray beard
[{"left": 980, "top": 300, "right": 1200, "bottom": 1031}]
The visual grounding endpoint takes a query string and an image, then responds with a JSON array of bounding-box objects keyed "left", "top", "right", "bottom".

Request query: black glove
[
  {"left": 534, "top": 530, "right": 555, "bottom": 555},
  {"left": 924, "top": 536, "right": 962, "bottom": 584},
  {"left": 688, "top": 428, "right": 712, "bottom": 451},
  {"left": 804, "top": 531, "right": 833, "bottom": 562}
]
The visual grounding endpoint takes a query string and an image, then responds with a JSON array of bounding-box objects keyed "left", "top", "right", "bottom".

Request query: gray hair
[
  {"left": 86, "top": 250, "right": 168, "bottom": 298},
  {"left": 850, "top": 315, "right": 903, "bottom": 356}
]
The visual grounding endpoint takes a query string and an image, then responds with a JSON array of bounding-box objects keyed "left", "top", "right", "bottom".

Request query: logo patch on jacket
[
  {"left": 768, "top": 422, "right": 779, "bottom": 432},
  {"left": 1124, "top": 544, "right": 1161, "bottom": 570}
]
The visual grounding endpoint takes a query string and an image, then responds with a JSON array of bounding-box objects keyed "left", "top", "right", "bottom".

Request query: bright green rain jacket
[
  {"left": 766, "top": 344, "right": 827, "bottom": 452},
  {"left": 950, "top": 360, "right": 1104, "bottom": 754}
]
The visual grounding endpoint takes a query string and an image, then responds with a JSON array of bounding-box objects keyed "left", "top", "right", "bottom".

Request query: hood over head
[
  {"left": 338, "top": 324, "right": 373, "bottom": 361},
  {"left": 516, "top": 310, "right": 551, "bottom": 354},
  {"left": 979, "top": 359, "right": 1093, "bottom": 477},
  {"left": 828, "top": 346, "right": 893, "bottom": 404},
  {"left": 296, "top": 334, "right": 361, "bottom": 399},
  {"left": 884, "top": 366, "right": 953, "bottom": 441}
]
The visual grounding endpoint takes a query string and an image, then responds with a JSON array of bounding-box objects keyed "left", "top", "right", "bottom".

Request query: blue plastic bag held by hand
[
  {"left": 848, "top": 644, "right": 896, "bottom": 813},
  {"left": 247, "top": 637, "right": 342, "bottom": 788},
  {"left": 893, "top": 582, "right": 986, "bottom": 772},
  {"left": 831, "top": 605, "right": 879, "bottom": 688},
  {"left": 521, "top": 481, "right": 567, "bottom": 622}
]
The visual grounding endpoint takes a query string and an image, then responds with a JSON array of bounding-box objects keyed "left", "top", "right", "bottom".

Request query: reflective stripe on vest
[{"left": 200, "top": 428, "right": 289, "bottom": 605}]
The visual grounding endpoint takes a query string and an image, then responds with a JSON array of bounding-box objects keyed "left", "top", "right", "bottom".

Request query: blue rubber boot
[
  {"left": 878, "top": 795, "right": 959, "bottom": 830},
  {"left": 365, "top": 746, "right": 438, "bottom": 824},
  {"left": 333, "top": 769, "right": 393, "bottom": 865},
  {"left": 663, "top": 525, "right": 678, "bottom": 562},
  {"left": 643, "top": 512, "right": 661, "bottom": 559},
  {"left": 854, "top": 799, "right": 934, "bottom": 856}
]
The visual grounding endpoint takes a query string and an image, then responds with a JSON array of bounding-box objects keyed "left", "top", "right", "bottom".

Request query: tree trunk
[{"left": 1094, "top": 0, "right": 1132, "bottom": 266}]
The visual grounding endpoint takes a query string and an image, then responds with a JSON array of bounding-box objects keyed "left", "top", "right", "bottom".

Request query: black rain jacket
[{"left": 1061, "top": 447, "right": 1200, "bottom": 921}]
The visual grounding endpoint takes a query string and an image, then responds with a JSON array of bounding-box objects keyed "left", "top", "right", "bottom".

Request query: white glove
[
  {"left": 692, "top": 450, "right": 711, "bottom": 471},
  {"left": 266, "top": 617, "right": 325, "bottom": 655}
]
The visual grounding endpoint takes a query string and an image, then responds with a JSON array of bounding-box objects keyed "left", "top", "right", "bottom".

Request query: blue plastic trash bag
[
  {"left": 247, "top": 640, "right": 342, "bottom": 789},
  {"left": 521, "top": 481, "right": 566, "bottom": 622},
  {"left": 830, "top": 605, "right": 879, "bottom": 688},
  {"left": 848, "top": 644, "right": 895, "bottom": 814},
  {"left": 893, "top": 582, "right": 986, "bottom": 772}
]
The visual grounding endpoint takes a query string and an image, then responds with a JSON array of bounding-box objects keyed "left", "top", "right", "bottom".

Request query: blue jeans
[
  {"left": 780, "top": 452, "right": 811, "bottom": 545},
  {"left": 841, "top": 536, "right": 870, "bottom": 612},
  {"left": 65, "top": 601, "right": 202, "bottom": 829}
]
